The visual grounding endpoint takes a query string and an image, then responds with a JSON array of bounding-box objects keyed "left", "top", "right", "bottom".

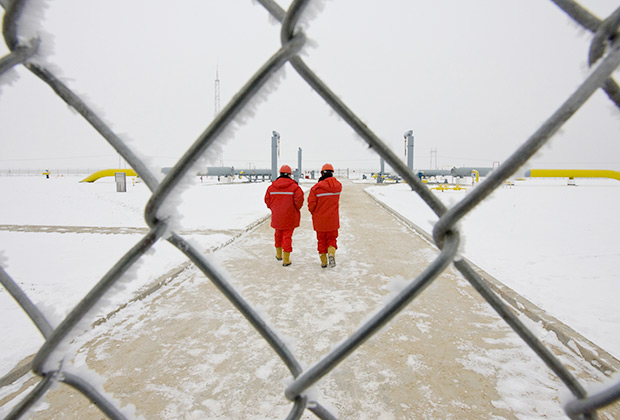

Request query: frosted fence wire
[{"left": 1, "top": 0, "right": 620, "bottom": 419}]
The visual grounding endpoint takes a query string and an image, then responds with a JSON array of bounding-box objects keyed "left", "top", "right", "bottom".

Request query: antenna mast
[
  {"left": 215, "top": 66, "right": 224, "bottom": 166},
  {"left": 214, "top": 66, "right": 221, "bottom": 117}
]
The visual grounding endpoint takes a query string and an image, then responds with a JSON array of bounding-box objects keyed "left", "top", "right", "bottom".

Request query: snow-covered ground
[
  {"left": 1, "top": 173, "right": 619, "bottom": 396},
  {"left": 0, "top": 175, "right": 270, "bottom": 379},
  {"left": 366, "top": 176, "right": 620, "bottom": 362}
]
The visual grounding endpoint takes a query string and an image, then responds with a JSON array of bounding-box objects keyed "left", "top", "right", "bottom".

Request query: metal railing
[
  {"left": 1, "top": 0, "right": 619, "bottom": 419},
  {"left": 0, "top": 169, "right": 100, "bottom": 177}
]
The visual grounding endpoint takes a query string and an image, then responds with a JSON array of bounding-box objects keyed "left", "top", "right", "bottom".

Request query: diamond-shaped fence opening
[{"left": 1, "top": 0, "right": 620, "bottom": 419}]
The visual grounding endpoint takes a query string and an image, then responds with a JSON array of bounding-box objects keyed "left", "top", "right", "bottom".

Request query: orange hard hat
[
  {"left": 279, "top": 165, "right": 292, "bottom": 174},
  {"left": 321, "top": 163, "right": 334, "bottom": 172}
]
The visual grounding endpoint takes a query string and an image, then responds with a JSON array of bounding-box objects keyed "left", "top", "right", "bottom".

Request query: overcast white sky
[{"left": 1, "top": 0, "right": 619, "bottom": 174}]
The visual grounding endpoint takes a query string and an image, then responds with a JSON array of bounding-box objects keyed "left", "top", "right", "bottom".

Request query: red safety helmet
[
  {"left": 279, "top": 165, "right": 292, "bottom": 174},
  {"left": 321, "top": 163, "right": 334, "bottom": 172}
]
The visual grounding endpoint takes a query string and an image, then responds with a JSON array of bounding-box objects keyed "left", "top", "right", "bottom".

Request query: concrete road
[{"left": 3, "top": 180, "right": 618, "bottom": 419}]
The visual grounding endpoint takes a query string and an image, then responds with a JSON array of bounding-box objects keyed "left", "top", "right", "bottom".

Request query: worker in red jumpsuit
[
  {"left": 265, "top": 165, "right": 304, "bottom": 266},
  {"left": 308, "top": 163, "right": 342, "bottom": 268}
]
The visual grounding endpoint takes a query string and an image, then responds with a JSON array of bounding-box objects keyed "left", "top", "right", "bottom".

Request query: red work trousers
[
  {"left": 315, "top": 230, "right": 338, "bottom": 254},
  {"left": 274, "top": 229, "right": 294, "bottom": 252}
]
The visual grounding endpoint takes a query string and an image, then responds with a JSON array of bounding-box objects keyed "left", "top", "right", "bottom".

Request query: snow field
[{"left": 1, "top": 175, "right": 619, "bottom": 419}]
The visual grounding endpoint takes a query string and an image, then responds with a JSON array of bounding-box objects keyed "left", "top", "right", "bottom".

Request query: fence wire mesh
[{"left": 1, "top": 0, "right": 620, "bottom": 419}]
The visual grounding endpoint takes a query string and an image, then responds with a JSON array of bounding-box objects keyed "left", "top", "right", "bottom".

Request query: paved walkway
[{"left": 3, "top": 180, "right": 619, "bottom": 419}]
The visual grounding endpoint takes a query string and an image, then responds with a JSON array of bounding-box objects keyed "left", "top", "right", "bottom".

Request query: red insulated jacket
[
  {"left": 308, "top": 176, "right": 342, "bottom": 232},
  {"left": 265, "top": 176, "right": 304, "bottom": 229}
]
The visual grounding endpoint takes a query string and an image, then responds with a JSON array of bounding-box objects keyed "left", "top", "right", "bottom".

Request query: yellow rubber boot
[
  {"left": 319, "top": 253, "right": 328, "bottom": 268},
  {"left": 282, "top": 251, "right": 292, "bottom": 266},
  {"left": 327, "top": 246, "right": 336, "bottom": 268},
  {"left": 275, "top": 247, "right": 283, "bottom": 261}
]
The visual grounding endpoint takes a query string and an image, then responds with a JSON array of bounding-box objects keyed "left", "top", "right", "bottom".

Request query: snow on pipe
[
  {"left": 79, "top": 169, "right": 138, "bottom": 183},
  {"left": 525, "top": 169, "right": 620, "bottom": 181},
  {"left": 415, "top": 167, "right": 494, "bottom": 178},
  {"left": 414, "top": 167, "right": 620, "bottom": 182},
  {"left": 161, "top": 167, "right": 274, "bottom": 177}
]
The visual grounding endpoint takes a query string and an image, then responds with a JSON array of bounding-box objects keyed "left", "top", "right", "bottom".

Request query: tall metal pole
[
  {"left": 378, "top": 157, "right": 385, "bottom": 184},
  {"left": 295, "top": 147, "right": 302, "bottom": 182},
  {"left": 404, "top": 130, "right": 414, "bottom": 171},
  {"left": 271, "top": 131, "right": 280, "bottom": 181}
]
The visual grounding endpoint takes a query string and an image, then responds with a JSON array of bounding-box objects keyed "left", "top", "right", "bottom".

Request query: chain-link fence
[{"left": 1, "top": 0, "right": 620, "bottom": 418}]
